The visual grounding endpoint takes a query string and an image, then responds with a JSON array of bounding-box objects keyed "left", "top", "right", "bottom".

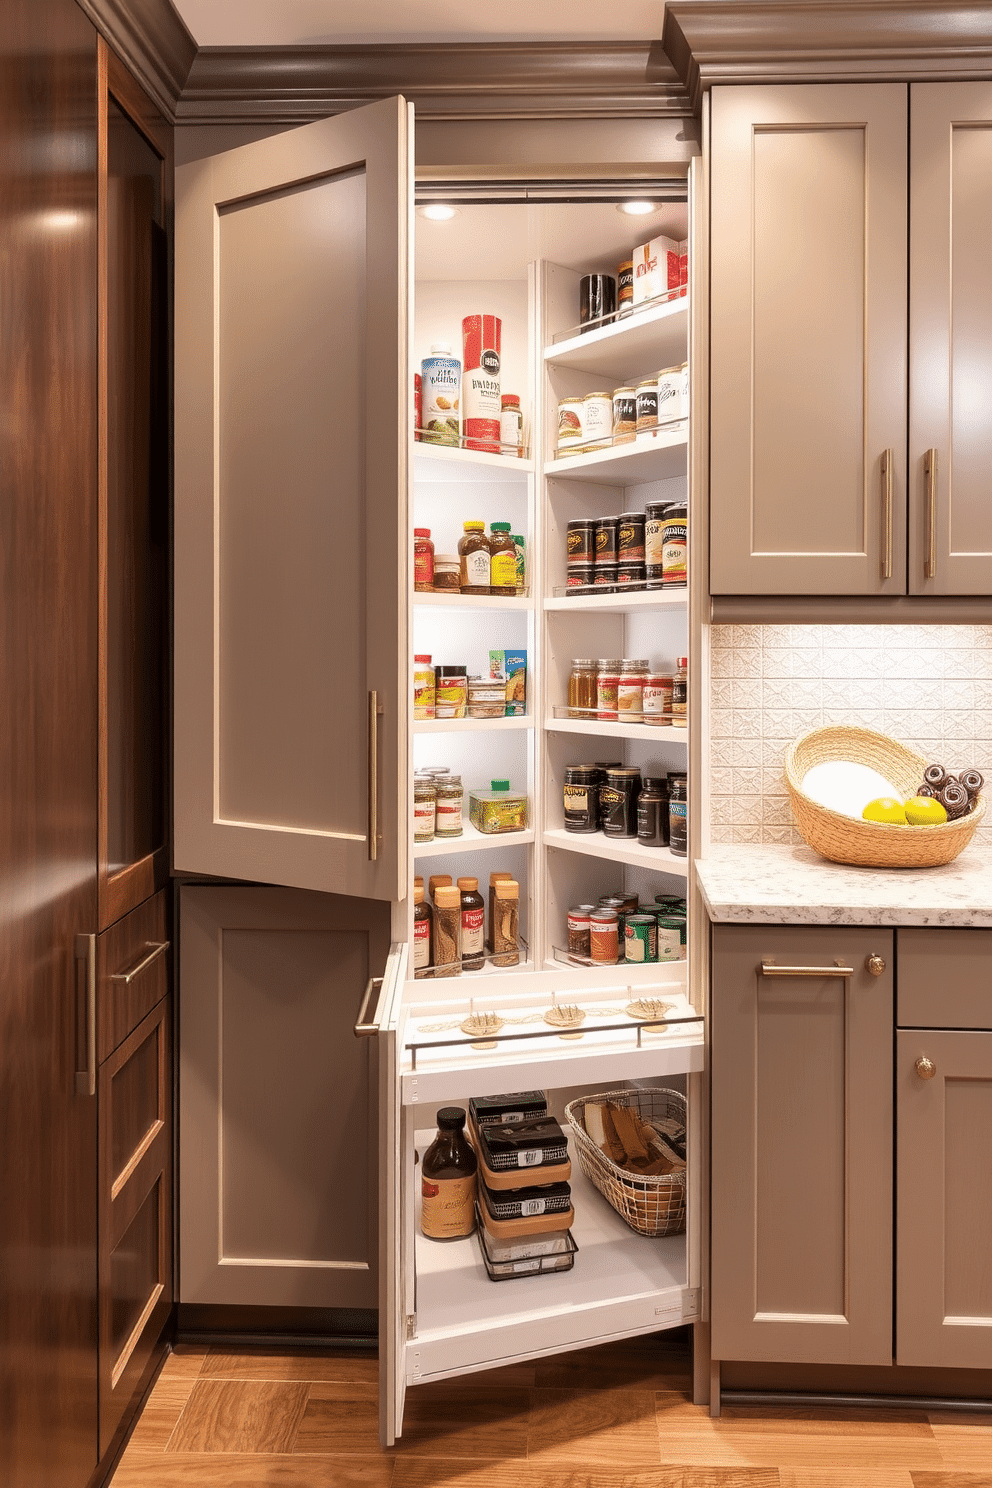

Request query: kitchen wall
[{"left": 709, "top": 625, "right": 992, "bottom": 849}]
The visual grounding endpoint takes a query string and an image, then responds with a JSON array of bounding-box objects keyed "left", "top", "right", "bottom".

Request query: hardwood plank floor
[{"left": 108, "top": 1342, "right": 992, "bottom": 1488}]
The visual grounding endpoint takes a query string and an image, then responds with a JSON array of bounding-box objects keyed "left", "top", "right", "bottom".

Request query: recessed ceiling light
[
  {"left": 617, "top": 200, "right": 659, "bottom": 216},
  {"left": 418, "top": 204, "right": 459, "bottom": 221}
]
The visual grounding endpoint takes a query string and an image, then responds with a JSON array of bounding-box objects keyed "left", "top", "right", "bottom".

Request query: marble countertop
[{"left": 695, "top": 844, "right": 992, "bottom": 926}]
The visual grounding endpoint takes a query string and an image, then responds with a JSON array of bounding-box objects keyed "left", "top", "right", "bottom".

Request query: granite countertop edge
[{"left": 695, "top": 844, "right": 992, "bottom": 927}]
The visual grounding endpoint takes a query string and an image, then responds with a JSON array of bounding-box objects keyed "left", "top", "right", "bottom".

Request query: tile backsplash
[{"left": 709, "top": 625, "right": 992, "bottom": 848}]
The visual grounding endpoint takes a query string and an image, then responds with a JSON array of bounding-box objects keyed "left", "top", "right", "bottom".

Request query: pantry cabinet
[
  {"left": 710, "top": 81, "right": 992, "bottom": 598},
  {"left": 710, "top": 924, "right": 894, "bottom": 1365}
]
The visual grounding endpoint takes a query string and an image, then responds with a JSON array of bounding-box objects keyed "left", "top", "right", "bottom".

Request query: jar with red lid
[{"left": 414, "top": 528, "right": 434, "bottom": 592}]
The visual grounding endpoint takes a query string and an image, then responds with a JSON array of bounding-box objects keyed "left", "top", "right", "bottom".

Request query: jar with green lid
[{"left": 489, "top": 521, "right": 517, "bottom": 596}]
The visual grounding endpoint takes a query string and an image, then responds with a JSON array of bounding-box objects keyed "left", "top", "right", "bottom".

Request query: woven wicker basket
[
  {"left": 565, "top": 1087, "right": 686, "bottom": 1238},
  {"left": 785, "top": 726, "right": 984, "bottom": 869}
]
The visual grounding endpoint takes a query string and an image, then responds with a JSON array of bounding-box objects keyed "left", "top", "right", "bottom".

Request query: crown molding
[
  {"left": 175, "top": 41, "right": 692, "bottom": 123},
  {"left": 76, "top": 0, "right": 196, "bottom": 119},
  {"left": 663, "top": 2, "right": 992, "bottom": 111}
]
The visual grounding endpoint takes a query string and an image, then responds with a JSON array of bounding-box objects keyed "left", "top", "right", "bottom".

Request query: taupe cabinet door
[
  {"left": 711, "top": 925, "right": 893, "bottom": 1365},
  {"left": 897, "top": 1029, "right": 992, "bottom": 1368},
  {"left": 174, "top": 98, "right": 410, "bottom": 900},
  {"left": 910, "top": 84, "right": 992, "bottom": 595},
  {"left": 710, "top": 85, "right": 907, "bottom": 596},
  {"left": 179, "top": 886, "right": 389, "bottom": 1308}
]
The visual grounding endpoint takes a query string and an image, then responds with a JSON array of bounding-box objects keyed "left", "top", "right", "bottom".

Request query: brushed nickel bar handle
[
  {"left": 75, "top": 933, "right": 97, "bottom": 1097},
  {"left": 760, "top": 961, "right": 854, "bottom": 978},
  {"left": 880, "top": 448, "right": 893, "bottom": 581},
  {"left": 924, "top": 446, "right": 937, "bottom": 580},
  {"left": 354, "top": 975, "right": 384, "bottom": 1037},
  {"left": 368, "top": 690, "right": 382, "bottom": 862},
  {"left": 110, "top": 940, "right": 169, "bottom": 985}
]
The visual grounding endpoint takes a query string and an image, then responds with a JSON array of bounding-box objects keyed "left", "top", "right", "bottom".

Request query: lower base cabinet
[{"left": 712, "top": 922, "right": 992, "bottom": 1375}]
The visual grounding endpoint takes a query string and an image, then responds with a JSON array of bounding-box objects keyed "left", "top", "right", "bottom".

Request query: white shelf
[
  {"left": 411, "top": 1127, "right": 689, "bottom": 1383},
  {"left": 545, "top": 588, "right": 687, "bottom": 614},
  {"left": 543, "top": 828, "right": 688, "bottom": 878},
  {"left": 544, "top": 298, "right": 689, "bottom": 383},
  {"left": 413, "top": 715, "right": 533, "bottom": 733},
  {"left": 414, "top": 444, "right": 534, "bottom": 480},
  {"left": 414, "top": 591, "right": 531, "bottom": 611},
  {"left": 545, "top": 717, "right": 688, "bottom": 744},
  {"left": 545, "top": 426, "right": 688, "bottom": 485},
  {"left": 414, "top": 822, "right": 535, "bottom": 859}
]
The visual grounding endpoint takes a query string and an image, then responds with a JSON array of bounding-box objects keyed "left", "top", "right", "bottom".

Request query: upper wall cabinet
[
  {"left": 909, "top": 84, "right": 992, "bottom": 595},
  {"left": 174, "top": 97, "right": 410, "bottom": 901},
  {"left": 710, "top": 82, "right": 992, "bottom": 599},
  {"left": 710, "top": 85, "right": 908, "bottom": 597}
]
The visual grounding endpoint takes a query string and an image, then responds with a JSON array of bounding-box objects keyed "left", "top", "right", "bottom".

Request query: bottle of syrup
[{"left": 421, "top": 1107, "right": 477, "bottom": 1240}]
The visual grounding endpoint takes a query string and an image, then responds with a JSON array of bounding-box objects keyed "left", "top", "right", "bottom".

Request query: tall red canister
[{"left": 461, "top": 314, "right": 501, "bottom": 452}]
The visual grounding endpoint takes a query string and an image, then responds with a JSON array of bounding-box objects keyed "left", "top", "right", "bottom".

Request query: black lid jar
[
  {"left": 563, "top": 764, "right": 601, "bottom": 833},
  {"left": 600, "top": 767, "right": 642, "bottom": 838}
]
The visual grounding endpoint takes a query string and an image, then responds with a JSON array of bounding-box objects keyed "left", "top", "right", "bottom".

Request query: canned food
[
  {"left": 644, "top": 499, "right": 667, "bottom": 587},
  {"left": 655, "top": 915, "right": 685, "bottom": 961},
  {"left": 617, "top": 259, "right": 634, "bottom": 318},
  {"left": 662, "top": 502, "right": 688, "bottom": 587},
  {"left": 462, "top": 314, "right": 501, "bottom": 452},
  {"left": 557, "top": 397, "right": 585, "bottom": 453},
  {"left": 612, "top": 387, "right": 636, "bottom": 444},
  {"left": 563, "top": 765, "right": 601, "bottom": 832},
  {"left": 583, "top": 392, "right": 613, "bottom": 448},
  {"left": 567, "top": 905, "right": 592, "bottom": 958},
  {"left": 616, "top": 561, "right": 646, "bottom": 590},
  {"left": 595, "top": 516, "right": 619, "bottom": 563},
  {"left": 566, "top": 563, "right": 595, "bottom": 590},
  {"left": 589, "top": 908, "right": 620, "bottom": 964},
  {"left": 625, "top": 915, "right": 658, "bottom": 963},
  {"left": 618, "top": 511, "right": 645, "bottom": 562},
  {"left": 593, "top": 562, "right": 617, "bottom": 590},
  {"left": 668, "top": 773, "right": 688, "bottom": 857},
  {"left": 567, "top": 518, "right": 596, "bottom": 565},
  {"left": 636, "top": 378, "right": 658, "bottom": 432},
  {"left": 600, "top": 767, "right": 642, "bottom": 838}
]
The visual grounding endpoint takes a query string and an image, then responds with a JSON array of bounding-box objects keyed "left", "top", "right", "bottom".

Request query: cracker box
[
  {"left": 489, "top": 649, "right": 527, "bottom": 716},
  {"left": 632, "top": 234, "right": 682, "bottom": 307}
]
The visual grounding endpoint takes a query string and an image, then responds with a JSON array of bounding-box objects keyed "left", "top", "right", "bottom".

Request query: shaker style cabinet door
[
  {"left": 710, "top": 925, "right": 894, "bottom": 1365},
  {"left": 174, "top": 97, "right": 411, "bottom": 899},
  {"left": 897, "top": 1029, "right": 992, "bottom": 1368},
  {"left": 909, "top": 84, "right": 992, "bottom": 595},
  {"left": 710, "top": 85, "right": 907, "bottom": 595}
]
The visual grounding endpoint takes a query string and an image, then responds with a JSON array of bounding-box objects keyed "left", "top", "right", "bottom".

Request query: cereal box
[{"left": 489, "top": 649, "right": 527, "bottom": 716}]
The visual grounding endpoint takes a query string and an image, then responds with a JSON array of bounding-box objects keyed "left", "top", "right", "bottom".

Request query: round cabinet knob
[
  {"left": 865, "top": 955, "right": 886, "bottom": 977},
  {"left": 915, "top": 1056, "right": 937, "bottom": 1081}
]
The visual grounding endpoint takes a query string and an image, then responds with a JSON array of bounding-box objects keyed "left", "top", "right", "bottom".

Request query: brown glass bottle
[
  {"left": 421, "top": 1107, "right": 477, "bottom": 1240},
  {"left": 488, "top": 521, "right": 517, "bottom": 596},
  {"left": 413, "top": 882, "right": 433, "bottom": 979},
  {"left": 456, "top": 875, "right": 485, "bottom": 972},
  {"left": 458, "top": 520, "right": 491, "bottom": 595}
]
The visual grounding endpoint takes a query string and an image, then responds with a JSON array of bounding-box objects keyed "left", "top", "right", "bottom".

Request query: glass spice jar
[
  {"left": 432, "top": 554, "right": 460, "bottom": 592},
  {"left": 413, "top": 776, "right": 437, "bottom": 844},
  {"left": 434, "top": 775, "right": 464, "bottom": 838},
  {"left": 672, "top": 657, "right": 688, "bottom": 727},
  {"left": 617, "top": 659, "right": 648, "bottom": 719},
  {"left": 413, "top": 528, "right": 434, "bottom": 592},
  {"left": 492, "top": 879, "right": 520, "bottom": 967},
  {"left": 643, "top": 672, "right": 673, "bottom": 726},
  {"left": 413, "top": 654, "right": 435, "bottom": 720},
  {"left": 500, "top": 393, "right": 523, "bottom": 457},
  {"left": 413, "top": 882, "right": 434, "bottom": 979},
  {"left": 567, "top": 658, "right": 597, "bottom": 718},
  {"left": 636, "top": 776, "right": 667, "bottom": 847},
  {"left": 432, "top": 886, "right": 463, "bottom": 977},
  {"left": 596, "top": 659, "right": 622, "bottom": 721}
]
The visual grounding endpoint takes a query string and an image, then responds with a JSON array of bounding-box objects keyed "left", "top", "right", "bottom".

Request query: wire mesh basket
[{"left": 565, "top": 1086, "right": 686, "bottom": 1238}]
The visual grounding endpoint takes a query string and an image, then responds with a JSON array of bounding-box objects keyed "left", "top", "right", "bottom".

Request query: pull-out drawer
[
  {"left": 897, "top": 927, "right": 992, "bottom": 1030},
  {"left": 97, "top": 889, "right": 169, "bottom": 1061}
]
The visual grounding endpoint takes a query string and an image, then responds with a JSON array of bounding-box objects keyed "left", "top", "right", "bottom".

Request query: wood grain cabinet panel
[
  {"left": 96, "top": 887, "right": 169, "bottom": 1062},
  {"left": 711, "top": 925, "right": 894, "bottom": 1365},
  {"left": 897, "top": 1028, "right": 992, "bottom": 1368},
  {"left": 98, "top": 998, "right": 172, "bottom": 1457},
  {"left": 909, "top": 83, "right": 992, "bottom": 595},
  {"left": 710, "top": 84, "right": 908, "bottom": 596}
]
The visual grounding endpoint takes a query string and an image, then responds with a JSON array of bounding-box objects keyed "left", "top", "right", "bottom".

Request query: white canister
[
  {"left": 421, "top": 343, "right": 461, "bottom": 445},
  {"left": 583, "top": 391, "right": 613, "bottom": 449},
  {"left": 557, "top": 397, "right": 585, "bottom": 454},
  {"left": 656, "top": 365, "right": 683, "bottom": 424}
]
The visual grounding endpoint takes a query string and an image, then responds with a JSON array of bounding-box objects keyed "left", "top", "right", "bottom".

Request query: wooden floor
[{"left": 108, "top": 1334, "right": 992, "bottom": 1487}]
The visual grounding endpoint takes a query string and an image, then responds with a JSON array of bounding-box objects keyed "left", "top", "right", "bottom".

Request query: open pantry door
[
  {"left": 366, "top": 941, "right": 409, "bottom": 1447},
  {"left": 174, "top": 98, "right": 412, "bottom": 901}
]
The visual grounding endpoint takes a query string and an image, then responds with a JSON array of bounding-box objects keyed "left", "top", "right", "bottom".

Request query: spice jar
[
  {"left": 488, "top": 871, "right": 513, "bottom": 944},
  {"left": 567, "top": 905, "right": 592, "bottom": 959},
  {"left": 432, "top": 885, "right": 463, "bottom": 977},
  {"left": 413, "top": 654, "right": 435, "bottom": 720},
  {"left": 413, "top": 528, "right": 434, "bottom": 591},
  {"left": 589, "top": 907, "right": 619, "bottom": 964},
  {"left": 637, "top": 776, "right": 668, "bottom": 846},
  {"left": 567, "top": 658, "right": 598, "bottom": 718},
  {"left": 644, "top": 500, "right": 667, "bottom": 587},
  {"left": 668, "top": 772, "right": 688, "bottom": 857},
  {"left": 636, "top": 378, "right": 659, "bottom": 432},
  {"left": 600, "top": 767, "right": 642, "bottom": 838},
  {"left": 489, "top": 521, "right": 517, "bottom": 595},
  {"left": 662, "top": 503, "right": 688, "bottom": 588},
  {"left": 435, "top": 666, "right": 468, "bottom": 719},
  {"left": 457, "top": 876, "right": 486, "bottom": 972},
  {"left": 433, "top": 554, "right": 460, "bottom": 592},
  {"left": 583, "top": 392, "right": 613, "bottom": 448},
  {"left": 557, "top": 396, "right": 585, "bottom": 454},
  {"left": 563, "top": 763, "right": 601, "bottom": 833},
  {"left": 612, "top": 386, "right": 636, "bottom": 444},
  {"left": 492, "top": 879, "right": 520, "bottom": 967},
  {"left": 413, "top": 776, "right": 437, "bottom": 844},
  {"left": 644, "top": 673, "right": 673, "bottom": 725},
  {"left": 500, "top": 393, "right": 523, "bottom": 457},
  {"left": 672, "top": 656, "right": 688, "bottom": 727},
  {"left": 596, "top": 659, "right": 622, "bottom": 721},
  {"left": 435, "top": 775, "right": 464, "bottom": 838},
  {"left": 413, "top": 882, "right": 434, "bottom": 979},
  {"left": 458, "top": 520, "right": 491, "bottom": 594},
  {"left": 618, "top": 659, "right": 648, "bottom": 719},
  {"left": 421, "top": 1106, "right": 477, "bottom": 1239}
]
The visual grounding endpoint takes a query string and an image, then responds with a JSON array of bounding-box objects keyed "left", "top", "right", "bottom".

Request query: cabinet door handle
[
  {"left": 354, "top": 975, "right": 384, "bottom": 1037},
  {"left": 924, "top": 446, "right": 937, "bottom": 581},
  {"left": 368, "top": 690, "right": 383, "bottom": 862},
  {"left": 915, "top": 1055, "right": 937, "bottom": 1080},
  {"left": 880, "top": 448, "right": 893, "bottom": 581},
  {"left": 75, "top": 933, "right": 97, "bottom": 1097},
  {"left": 109, "top": 940, "right": 169, "bottom": 984},
  {"left": 760, "top": 960, "right": 854, "bottom": 978}
]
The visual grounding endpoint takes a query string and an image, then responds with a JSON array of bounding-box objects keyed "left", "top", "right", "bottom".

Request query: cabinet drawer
[
  {"left": 97, "top": 889, "right": 170, "bottom": 1062},
  {"left": 897, "top": 927, "right": 992, "bottom": 1030}
]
